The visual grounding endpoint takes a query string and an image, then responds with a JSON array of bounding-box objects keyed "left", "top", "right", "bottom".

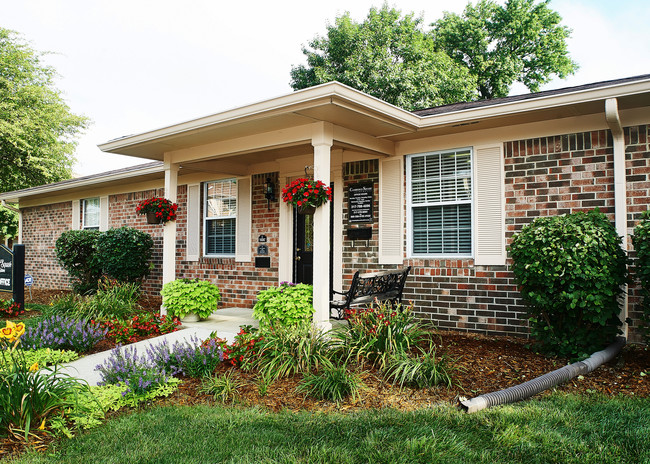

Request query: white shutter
[
  {"left": 186, "top": 184, "right": 200, "bottom": 261},
  {"left": 235, "top": 176, "right": 252, "bottom": 262},
  {"left": 379, "top": 157, "right": 404, "bottom": 264},
  {"left": 99, "top": 196, "right": 109, "bottom": 231},
  {"left": 71, "top": 200, "right": 80, "bottom": 229},
  {"left": 474, "top": 144, "right": 506, "bottom": 265}
]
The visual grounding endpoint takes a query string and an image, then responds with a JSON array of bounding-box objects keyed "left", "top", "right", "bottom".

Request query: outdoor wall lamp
[{"left": 265, "top": 177, "right": 276, "bottom": 210}]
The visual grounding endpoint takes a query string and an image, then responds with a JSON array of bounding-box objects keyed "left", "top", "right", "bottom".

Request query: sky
[{"left": 3, "top": 0, "right": 650, "bottom": 177}]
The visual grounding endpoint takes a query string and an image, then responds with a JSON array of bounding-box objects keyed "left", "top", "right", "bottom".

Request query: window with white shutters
[
  {"left": 82, "top": 198, "right": 100, "bottom": 230},
  {"left": 407, "top": 149, "right": 472, "bottom": 257},
  {"left": 204, "top": 179, "right": 237, "bottom": 256}
]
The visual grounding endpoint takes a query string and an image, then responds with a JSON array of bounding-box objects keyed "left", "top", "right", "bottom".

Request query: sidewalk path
[{"left": 60, "top": 307, "right": 256, "bottom": 386}]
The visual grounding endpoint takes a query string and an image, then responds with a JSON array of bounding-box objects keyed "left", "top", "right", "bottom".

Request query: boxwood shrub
[
  {"left": 509, "top": 209, "right": 628, "bottom": 358},
  {"left": 632, "top": 209, "right": 650, "bottom": 342}
]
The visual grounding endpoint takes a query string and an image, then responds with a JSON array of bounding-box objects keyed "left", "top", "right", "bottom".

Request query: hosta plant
[
  {"left": 253, "top": 282, "right": 314, "bottom": 328},
  {"left": 161, "top": 279, "right": 221, "bottom": 320}
]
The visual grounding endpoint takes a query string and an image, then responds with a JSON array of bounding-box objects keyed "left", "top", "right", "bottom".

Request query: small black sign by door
[{"left": 348, "top": 182, "right": 373, "bottom": 223}]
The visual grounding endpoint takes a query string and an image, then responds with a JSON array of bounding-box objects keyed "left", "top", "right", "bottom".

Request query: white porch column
[
  {"left": 162, "top": 159, "right": 179, "bottom": 286},
  {"left": 312, "top": 123, "right": 333, "bottom": 332}
]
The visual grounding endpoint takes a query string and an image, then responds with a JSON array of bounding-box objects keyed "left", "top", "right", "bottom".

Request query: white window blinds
[{"left": 408, "top": 149, "right": 472, "bottom": 256}]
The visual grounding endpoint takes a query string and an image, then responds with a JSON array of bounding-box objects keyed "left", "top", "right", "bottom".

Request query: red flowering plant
[
  {"left": 211, "top": 325, "right": 264, "bottom": 368},
  {"left": 135, "top": 197, "right": 179, "bottom": 223},
  {"left": 0, "top": 299, "right": 24, "bottom": 318},
  {"left": 100, "top": 312, "right": 181, "bottom": 345},
  {"left": 281, "top": 178, "right": 332, "bottom": 210}
]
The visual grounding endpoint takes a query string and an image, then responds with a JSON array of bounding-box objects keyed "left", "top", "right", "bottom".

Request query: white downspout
[{"left": 605, "top": 98, "right": 628, "bottom": 338}]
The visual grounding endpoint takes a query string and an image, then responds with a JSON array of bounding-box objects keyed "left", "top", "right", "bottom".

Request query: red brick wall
[
  {"left": 21, "top": 201, "right": 73, "bottom": 289},
  {"left": 175, "top": 173, "right": 280, "bottom": 307}
]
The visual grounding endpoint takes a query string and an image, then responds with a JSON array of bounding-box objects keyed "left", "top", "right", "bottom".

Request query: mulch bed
[
  {"left": 5, "top": 288, "right": 650, "bottom": 411},
  {"left": 159, "top": 331, "right": 649, "bottom": 413}
]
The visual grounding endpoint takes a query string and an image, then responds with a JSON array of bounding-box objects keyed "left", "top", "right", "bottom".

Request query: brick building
[{"left": 3, "top": 75, "right": 649, "bottom": 341}]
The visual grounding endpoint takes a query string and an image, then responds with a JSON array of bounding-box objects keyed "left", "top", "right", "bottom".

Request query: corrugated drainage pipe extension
[{"left": 460, "top": 337, "right": 626, "bottom": 413}]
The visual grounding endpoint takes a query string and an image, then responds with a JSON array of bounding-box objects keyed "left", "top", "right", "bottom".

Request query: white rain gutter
[{"left": 605, "top": 98, "right": 628, "bottom": 338}]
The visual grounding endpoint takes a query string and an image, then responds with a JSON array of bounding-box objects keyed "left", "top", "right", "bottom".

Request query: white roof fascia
[
  {"left": 0, "top": 163, "right": 164, "bottom": 203},
  {"left": 417, "top": 78, "right": 650, "bottom": 129}
]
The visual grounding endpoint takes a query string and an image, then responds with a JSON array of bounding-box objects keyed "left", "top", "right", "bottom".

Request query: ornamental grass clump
[
  {"left": 332, "top": 301, "right": 427, "bottom": 369},
  {"left": 21, "top": 315, "right": 106, "bottom": 353},
  {"left": 253, "top": 282, "right": 314, "bottom": 328},
  {"left": 632, "top": 209, "right": 650, "bottom": 343},
  {"left": 296, "top": 364, "right": 366, "bottom": 403},
  {"left": 252, "top": 321, "right": 333, "bottom": 380},
  {"left": 509, "top": 209, "right": 628, "bottom": 358},
  {"left": 383, "top": 346, "right": 455, "bottom": 389}
]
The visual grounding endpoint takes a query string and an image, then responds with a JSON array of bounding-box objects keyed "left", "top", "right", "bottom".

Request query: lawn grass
[{"left": 11, "top": 394, "right": 649, "bottom": 463}]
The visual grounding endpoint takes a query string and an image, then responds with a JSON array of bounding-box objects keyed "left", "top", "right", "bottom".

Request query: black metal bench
[{"left": 330, "top": 266, "right": 411, "bottom": 320}]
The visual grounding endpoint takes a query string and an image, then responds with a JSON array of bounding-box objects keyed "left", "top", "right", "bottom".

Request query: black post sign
[
  {"left": 348, "top": 182, "right": 374, "bottom": 223},
  {"left": 0, "top": 244, "right": 25, "bottom": 309}
]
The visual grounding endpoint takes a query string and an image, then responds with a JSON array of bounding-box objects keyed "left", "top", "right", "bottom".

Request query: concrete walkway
[{"left": 60, "top": 307, "right": 256, "bottom": 386}]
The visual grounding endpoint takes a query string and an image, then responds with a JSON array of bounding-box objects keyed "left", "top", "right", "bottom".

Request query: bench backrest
[{"left": 349, "top": 266, "right": 411, "bottom": 303}]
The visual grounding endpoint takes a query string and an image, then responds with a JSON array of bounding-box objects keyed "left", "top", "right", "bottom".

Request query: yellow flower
[
  {"left": 14, "top": 322, "right": 25, "bottom": 338},
  {"left": 38, "top": 419, "right": 46, "bottom": 430},
  {"left": 29, "top": 362, "right": 39, "bottom": 372}
]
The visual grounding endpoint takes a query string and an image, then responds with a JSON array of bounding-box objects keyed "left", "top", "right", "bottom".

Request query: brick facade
[
  {"left": 19, "top": 126, "right": 649, "bottom": 340},
  {"left": 175, "top": 173, "right": 280, "bottom": 307},
  {"left": 22, "top": 201, "right": 73, "bottom": 289}
]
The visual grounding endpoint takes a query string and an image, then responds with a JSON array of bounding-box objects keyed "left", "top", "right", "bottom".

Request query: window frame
[
  {"left": 81, "top": 197, "right": 100, "bottom": 230},
  {"left": 203, "top": 179, "right": 237, "bottom": 257},
  {"left": 406, "top": 148, "right": 474, "bottom": 259}
]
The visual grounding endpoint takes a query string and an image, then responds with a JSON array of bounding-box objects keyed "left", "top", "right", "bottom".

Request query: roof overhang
[{"left": 98, "top": 82, "right": 420, "bottom": 160}]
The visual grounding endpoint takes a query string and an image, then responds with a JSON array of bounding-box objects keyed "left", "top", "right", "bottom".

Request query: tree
[
  {"left": 0, "top": 28, "right": 88, "bottom": 193},
  {"left": 0, "top": 205, "right": 18, "bottom": 242},
  {"left": 432, "top": 0, "right": 577, "bottom": 100},
  {"left": 290, "top": 5, "right": 477, "bottom": 111}
]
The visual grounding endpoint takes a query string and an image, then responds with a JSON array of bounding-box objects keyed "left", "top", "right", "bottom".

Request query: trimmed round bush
[
  {"left": 632, "top": 209, "right": 650, "bottom": 342},
  {"left": 95, "top": 227, "right": 154, "bottom": 282},
  {"left": 161, "top": 279, "right": 221, "bottom": 320},
  {"left": 509, "top": 209, "right": 628, "bottom": 358},
  {"left": 55, "top": 229, "right": 102, "bottom": 294}
]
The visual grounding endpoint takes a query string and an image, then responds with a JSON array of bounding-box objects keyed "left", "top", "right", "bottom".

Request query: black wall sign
[
  {"left": 258, "top": 235, "right": 267, "bottom": 243},
  {"left": 348, "top": 182, "right": 374, "bottom": 223},
  {"left": 0, "top": 246, "right": 13, "bottom": 292},
  {"left": 257, "top": 244, "right": 269, "bottom": 256}
]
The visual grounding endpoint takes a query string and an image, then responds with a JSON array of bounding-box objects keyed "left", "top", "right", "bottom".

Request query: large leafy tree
[
  {"left": 0, "top": 28, "right": 88, "bottom": 193},
  {"left": 290, "top": 5, "right": 477, "bottom": 111},
  {"left": 432, "top": 0, "right": 577, "bottom": 100}
]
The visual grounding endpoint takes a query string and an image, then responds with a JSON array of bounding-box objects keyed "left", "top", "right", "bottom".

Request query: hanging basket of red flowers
[
  {"left": 281, "top": 178, "right": 332, "bottom": 214},
  {"left": 136, "top": 197, "right": 178, "bottom": 224}
]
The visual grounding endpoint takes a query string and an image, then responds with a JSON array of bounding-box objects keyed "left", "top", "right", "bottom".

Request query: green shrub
[
  {"left": 55, "top": 229, "right": 102, "bottom": 294},
  {"left": 253, "top": 282, "right": 314, "bottom": 327},
  {"left": 160, "top": 279, "right": 221, "bottom": 320},
  {"left": 632, "top": 209, "right": 650, "bottom": 342},
  {"left": 252, "top": 321, "right": 333, "bottom": 380},
  {"left": 383, "top": 347, "right": 455, "bottom": 389},
  {"left": 509, "top": 209, "right": 628, "bottom": 358},
  {"left": 331, "top": 302, "right": 427, "bottom": 369},
  {"left": 94, "top": 227, "right": 153, "bottom": 282},
  {"left": 296, "top": 365, "right": 366, "bottom": 403}
]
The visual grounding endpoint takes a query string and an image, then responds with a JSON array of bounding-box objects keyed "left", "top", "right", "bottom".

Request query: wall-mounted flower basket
[
  {"left": 136, "top": 197, "right": 178, "bottom": 224},
  {"left": 281, "top": 178, "right": 331, "bottom": 214},
  {"left": 146, "top": 211, "right": 163, "bottom": 224},
  {"left": 297, "top": 204, "right": 316, "bottom": 215}
]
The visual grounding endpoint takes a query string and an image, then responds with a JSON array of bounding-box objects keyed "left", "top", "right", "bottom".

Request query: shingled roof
[{"left": 412, "top": 74, "right": 650, "bottom": 117}]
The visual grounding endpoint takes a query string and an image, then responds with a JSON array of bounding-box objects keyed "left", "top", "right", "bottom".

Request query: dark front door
[{"left": 294, "top": 211, "right": 313, "bottom": 284}]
